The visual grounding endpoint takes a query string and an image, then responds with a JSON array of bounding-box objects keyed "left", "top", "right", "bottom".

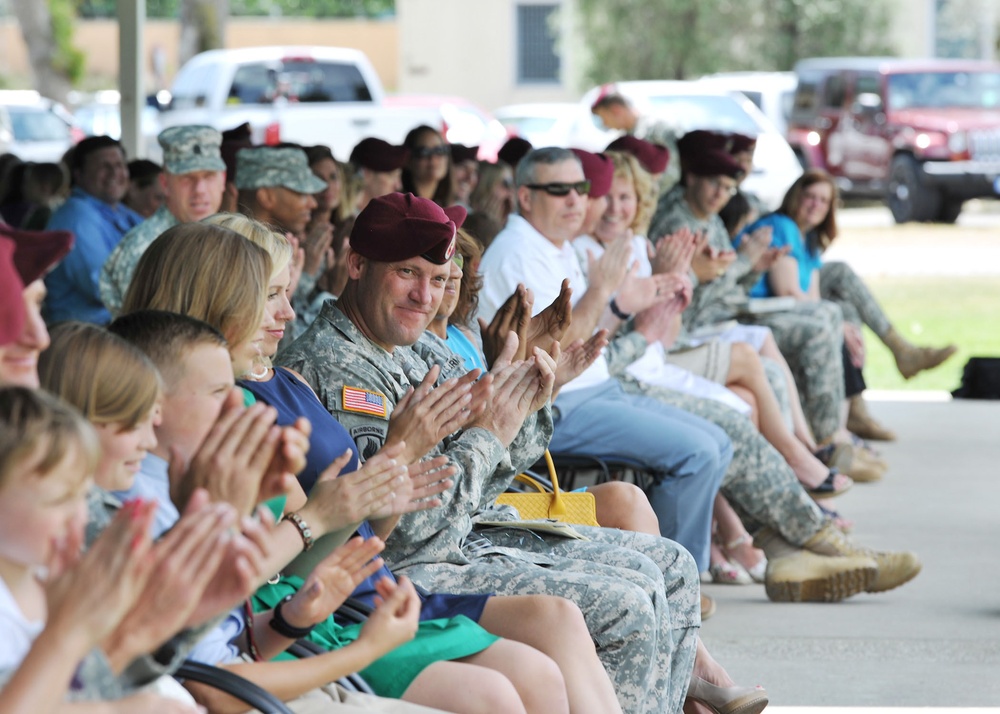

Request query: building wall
[
  {"left": 398, "top": 0, "right": 579, "bottom": 111},
  {"left": 0, "top": 18, "right": 400, "bottom": 92}
]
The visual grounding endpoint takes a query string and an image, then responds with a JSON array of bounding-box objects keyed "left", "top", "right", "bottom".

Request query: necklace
[{"left": 249, "top": 364, "right": 269, "bottom": 380}]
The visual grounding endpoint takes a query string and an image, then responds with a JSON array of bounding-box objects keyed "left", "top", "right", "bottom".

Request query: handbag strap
[
  {"left": 543, "top": 450, "right": 569, "bottom": 518},
  {"left": 512, "top": 473, "right": 553, "bottom": 494}
]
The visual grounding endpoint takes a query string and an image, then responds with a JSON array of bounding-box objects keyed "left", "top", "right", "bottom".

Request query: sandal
[
  {"left": 808, "top": 469, "right": 853, "bottom": 500},
  {"left": 723, "top": 535, "right": 767, "bottom": 583},
  {"left": 709, "top": 559, "right": 753, "bottom": 585},
  {"left": 817, "top": 503, "right": 854, "bottom": 533}
]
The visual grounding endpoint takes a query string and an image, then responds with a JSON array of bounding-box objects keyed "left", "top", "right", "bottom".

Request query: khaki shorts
[{"left": 665, "top": 340, "right": 732, "bottom": 384}]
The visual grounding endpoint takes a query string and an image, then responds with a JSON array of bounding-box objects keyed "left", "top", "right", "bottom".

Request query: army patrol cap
[
  {"left": 350, "top": 138, "right": 410, "bottom": 172},
  {"left": 606, "top": 135, "right": 671, "bottom": 175},
  {"left": 570, "top": 149, "right": 614, "bottom": 198},
  {"left": 235, "top": 147, "right": 327, "bottom": 194},
  {"left": 350, "top": 192, "right": 466, "bottom": 265},
  {"left": 158, "top": 125, "right": 227, "bottom": 175}
]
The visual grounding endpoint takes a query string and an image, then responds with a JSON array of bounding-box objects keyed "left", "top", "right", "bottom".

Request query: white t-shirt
[
  {"left": 479, "top": 215, "right": 612, "bottom": 393},
  {"left": 0, "top": 576, "right": 44, "bottom": 673},
  {"left": 572, "top": 234, "right": 653, "bottom": 278}
]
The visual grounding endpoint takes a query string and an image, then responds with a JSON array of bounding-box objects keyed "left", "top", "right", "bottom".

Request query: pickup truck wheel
[
  {"left": 936, "top": 197, "right": 963, "bottom": 224},
  {"left": 888, "top": 155, "right": 940, "bottom": 223}
]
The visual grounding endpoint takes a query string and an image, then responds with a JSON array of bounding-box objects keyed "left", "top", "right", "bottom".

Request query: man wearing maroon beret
[
  {"left": 279, "top": 190, "right": 699, "bottom": 714},
  {"left": 349, "top": 137, "right": 410, "bottom": 211}
]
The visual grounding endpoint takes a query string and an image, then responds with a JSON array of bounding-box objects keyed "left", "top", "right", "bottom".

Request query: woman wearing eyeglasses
[
  {"left": 735, "top": 169, "right": 956, "bottom": 441},
  {"left": 402, "top": 125, "right": 455, "bottom": 207}
]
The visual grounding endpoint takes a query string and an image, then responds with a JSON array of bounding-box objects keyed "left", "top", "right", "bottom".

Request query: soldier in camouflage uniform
[
  {"left": 591, "top": 87, "right": 682, "bottom": 194},
  {"left": 100, "top": 125, "right": 227, "bottom": 316},
  {"left": 648, "top": 135, "right": 848, "bottom": 445},
  {"left": 279, "top": 192, "right": 705, "bottom": 714}
]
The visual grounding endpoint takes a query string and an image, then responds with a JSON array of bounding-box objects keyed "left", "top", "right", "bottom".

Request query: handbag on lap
[{"left": 496, "top": 451, "right": 600, "bottom": 527}]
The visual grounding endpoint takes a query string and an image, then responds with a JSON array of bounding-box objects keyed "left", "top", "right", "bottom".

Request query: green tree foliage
[
  {"left": 77, "top": 0, "right": 395, "bottom": 18},
  {"left": 49, "top": 0, "right": 85, "bottom": 84},
  {"left": 575, "top": 0, "right": 893, "bottom": 83}
]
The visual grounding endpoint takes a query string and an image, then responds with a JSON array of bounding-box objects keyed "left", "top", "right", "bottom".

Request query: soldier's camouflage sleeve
[
  {"left": 604, "top": 330, "right": 649, "bottom": 375},
  {"left": 100, "top": 207, "right": 178, "bottom": 316}
]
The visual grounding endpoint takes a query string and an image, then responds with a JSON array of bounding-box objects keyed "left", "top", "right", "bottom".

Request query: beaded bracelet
[{"left": 283, "top": 511, "right": 314, "bottom": 551}]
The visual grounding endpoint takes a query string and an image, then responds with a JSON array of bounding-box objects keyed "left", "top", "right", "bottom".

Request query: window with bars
[{"left": 517, "top": 4, "right": 561, "bottom": 84}]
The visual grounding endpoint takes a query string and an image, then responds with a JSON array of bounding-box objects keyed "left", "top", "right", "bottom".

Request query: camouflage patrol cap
[
  {"left": 235, "top": 147, "right": 327, "bottom": 194},
  {"left": 158, "top": 125, "right": 226, "bottom": 175}
]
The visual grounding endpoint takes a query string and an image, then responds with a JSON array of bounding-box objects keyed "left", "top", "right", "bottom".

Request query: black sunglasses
[
  {"left": 412, "top": 145, "right": 450, "bottom": 159},
  {"left": 524, "top": 180, "right": 591, "bottom": 197}
]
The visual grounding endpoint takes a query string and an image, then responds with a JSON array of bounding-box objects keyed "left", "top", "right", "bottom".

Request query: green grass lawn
[{"left": 861, "top": 276, "right": 1000, "bottom": 391}]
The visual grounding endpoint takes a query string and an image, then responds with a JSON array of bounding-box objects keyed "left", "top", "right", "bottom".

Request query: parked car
[
  {"left": 384, "top": 94, "right": 509, "bottom": 161},
  {"left": 71, "top": 90, "right": 162, "bottom": 161},
  {"left": 787, "top": 57, "right": 1000, "bottom": 223},
  {"left": 0, "top": 90, "right": 76, "bottom": 163},
  {"left": 158, "top": 46, "right": 441, "bottom": 161},
  {"left": 567, "top": 81, "right": 803, "bottom": 210},
  {"left": 696, "top": 72, "right": 797, "bottom": 136},
  {"left": 492, "top": 102, "right": 579, "bottom": 148}
]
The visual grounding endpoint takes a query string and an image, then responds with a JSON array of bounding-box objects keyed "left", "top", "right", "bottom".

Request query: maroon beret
[
  {"left": 729, "top": 133, "right": 758, "bottom": 155},
  {"left": 0, "top": 223, "right": 74, "bottom": 285},
  {"left": 497, "top": 137, "right": 533, "bottom": 169},
  {"left": 606, "top": 135, "right": 670, "bottom": 175},
  {"left": 351, "top": 192, "right": 466, "bottom": 265},
  {"left": 677, "top": 130, "right": 734, "bottom": 159},
  {"left": 0, "top": 236, "right": 25, "bottom": 347},
  {"left": 570, "top": 149, "right": 614, "bottom": 198},
  {"left": 450, "top": 144, "right": 479, "bottom": 164},
  {"left": 685, "top": 149, "right": 745, "bottom": 179},
  {"left": 350, "top": 138, "right": 409, "bottom": 172}
]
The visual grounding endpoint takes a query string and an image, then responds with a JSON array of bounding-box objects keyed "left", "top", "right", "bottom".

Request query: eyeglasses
[
  {"left": 411, "top": 146, "right": 450, "bottom": 160},
  {"left": 705, "top": 176, "right": 739, "bottom": 197},
  {"left": 452, "top": 253, "right": 465, "bottom": 270},
  {"left": 524, "top": 180, "right": 591, "bottom": 197}
]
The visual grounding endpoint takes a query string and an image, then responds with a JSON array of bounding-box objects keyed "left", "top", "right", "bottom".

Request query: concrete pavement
[{"left": 700, "top": 397, "right": 1000, "bottom": 706}]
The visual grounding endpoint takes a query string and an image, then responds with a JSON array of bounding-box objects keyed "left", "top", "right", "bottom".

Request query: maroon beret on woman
[
  {"left": 350, "top": 138, "right": 410, "bottom": 172},
  {"left": 606, "top": 135, "right": 670, "bottom": 175},
  {"left": 0, "top": 236, "right": 25, "bottom": 346},
  {"left": 1, "top": 223, "right": 74, "bottom": 285},
  {"left": 350, "top": 192, "right": 467, "bottom": 265},
  {"left": 450, "top": 144, "right": 480, "bottom": 164},
  {"left": 570, "top": 148, "right": 614, "bottom": 198}
]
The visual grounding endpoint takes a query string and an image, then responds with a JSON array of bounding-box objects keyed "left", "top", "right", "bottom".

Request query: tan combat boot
[
  {"left": 847, "top": 395, "right": 897, "bottom": 442},
  {"left": 754, "top": 527, "right": 877, "bottom": 603},
  {"left": 883, "top": 328, "right": 958, "bottom": 380},
  {"left": 803, "top": 522, "right": 922, "bottom": 593}
]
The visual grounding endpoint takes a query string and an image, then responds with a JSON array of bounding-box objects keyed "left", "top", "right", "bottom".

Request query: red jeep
[{"left": 787, "top": 57, "right": 1000, "bottom": 223}]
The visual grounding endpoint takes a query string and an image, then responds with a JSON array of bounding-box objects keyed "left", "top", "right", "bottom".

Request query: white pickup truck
[{"left": 157, "top": 46, "right": 440, "bottom": 160}]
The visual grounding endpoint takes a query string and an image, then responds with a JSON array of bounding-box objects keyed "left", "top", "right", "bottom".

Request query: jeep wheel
[
  {"left": 936, "top": 197, "right": 963, "bottom": 224},
  {"left": 888, "top": 155, "right": 940, "bottom": 223}
]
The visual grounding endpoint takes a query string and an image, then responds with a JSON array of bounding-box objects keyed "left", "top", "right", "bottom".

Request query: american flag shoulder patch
[{"left": 342, "top": 386, "right": 388, "bottom": 417}]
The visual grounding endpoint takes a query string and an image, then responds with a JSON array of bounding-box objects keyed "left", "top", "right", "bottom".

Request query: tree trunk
[
  {"left": 9, "top": 0, "right": 72, "bottom": 103},
  {"left": 179, "top": 0, "right": 229, "bottom": 67}
]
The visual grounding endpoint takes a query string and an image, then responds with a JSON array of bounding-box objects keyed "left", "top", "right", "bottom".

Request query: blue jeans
[{"left": 550, "top": 379, "right": 732, "bottom": 571}]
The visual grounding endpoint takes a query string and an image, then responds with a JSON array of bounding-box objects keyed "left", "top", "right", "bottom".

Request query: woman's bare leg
[
  {"left": 403, "top": 660, "right": 527, "bottom": 714},
  {"left": 588, "top": 481, "right": 660, "bottom": 535},
  {"left": 478, "top": 595, "right": 622, "bottom": 714},
  {"left": 759, "top": 333, "right": 817, "bottom": 450},
  {"left": 713, "top": 493, "right": 765, "bottom": 577},
  {"left": 726, "top": 342, "right": 848, "bottom": 491}
]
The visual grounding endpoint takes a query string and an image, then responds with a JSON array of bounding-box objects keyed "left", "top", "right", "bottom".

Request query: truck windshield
[
  {"left": 228, "top": 60, "right": 373, "bottom": 105},
  {"left": 887, "top": 72, "right": 1000, "bottom": 110},
  {"left": 646, "top": 95, "right": 761, "bottom": 135}
]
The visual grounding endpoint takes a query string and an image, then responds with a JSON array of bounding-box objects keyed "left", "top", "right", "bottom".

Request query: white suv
[{"left": 0, "top": 91, "right": 75, "bottom": 163}]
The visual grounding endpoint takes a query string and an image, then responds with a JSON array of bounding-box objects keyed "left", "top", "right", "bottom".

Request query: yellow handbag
[{"left": 496, "top": 451, "right": 600, "bottom": 527}]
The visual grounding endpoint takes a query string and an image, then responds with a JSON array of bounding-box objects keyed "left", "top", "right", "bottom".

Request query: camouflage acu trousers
[
  {"left": 746, "top": 301, "right": 845, "bottom": 442},
  {"left": 820, "top": 261, "right": 892, "bottom": 338},
  {"left": 396, "top": 527, "right": 700, "bottom": 714},
  {"left": 761, "top": 356, "right": 794, "bottom": 431},
  {"left": 618, "top": 376, "right": 826, "bottom": 546}
]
